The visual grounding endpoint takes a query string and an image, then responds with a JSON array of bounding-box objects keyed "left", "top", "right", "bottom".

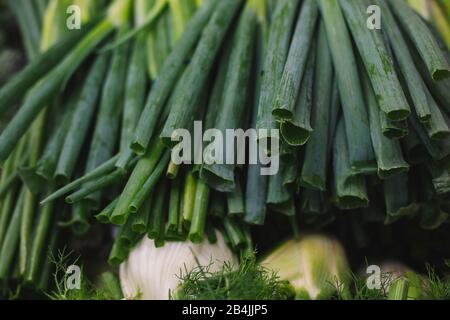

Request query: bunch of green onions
[
  {"left": 0, "top": 0, "right": 201, "bottom": 290},
  {"left": 0, "top": 0, "right": 449, "bottom": 287}
]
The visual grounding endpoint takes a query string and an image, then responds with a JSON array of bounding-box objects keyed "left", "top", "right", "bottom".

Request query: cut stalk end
[
  {"left": 130, "top": 141, "right": 147, "bottom": 155},
  {"left": 110, "top": 214, "right": 128, "bottom": 226},
  {"left": 272, "top": 108, "right": 293, "bottom": 122},
  {"left": 386, "top": 109, "right": 411, "bottom": 122},
  {"left": 280, "top": 122, "right": 311, "bottom": 146},
  {"left": 432, "top": 69, "right": 450, "bottom": 81}
]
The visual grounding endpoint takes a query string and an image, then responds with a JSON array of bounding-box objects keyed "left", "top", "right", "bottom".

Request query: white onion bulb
[
  {"left": 119, "top": 230, "right": 236, "bottom": 300},
  {"left": 262, "top": 234, "right": 349, "bottom": 300}
]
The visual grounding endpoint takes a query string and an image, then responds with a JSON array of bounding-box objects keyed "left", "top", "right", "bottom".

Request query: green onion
[
  {"left": 55, "top": 54, "right": 110, "bottom": 184},
  {"left": 273, "top": 0, "right": 318, "bottom": 122},
  {"left": 188, "top": 179, "right": 210, "bottom": 243},
  {"left": 0, "top": 25, "right": 92, "bottom": 114},
  {"left": 422, "top": 93, "right": 450, "bottom": 140},
  {"left": 0, "top": 143, "right": 26, "bottom": 246},
  {"left": 0, "top": 188, "right": 25, "bottom": 280},
  {"left": 131, "top": 194, "right": 152, "bottom": 234},
  {"left": 37, "top": 222, "right": 58, "bottom": 291},
  {"left": 389, "top": 0, "right": 450, "bottom": 81},
  {"left": 160, "top": 0, "right": 244, "bottom": 146},
  {"left": 267, "top": 156, "right": 293, "bottom": 212},
  {"left": 118, "top": 217, "right": 142, "bottom": 250},
  {"left": 146, "top": 9, "right": 172, "bottom": 79},
  {"left": 300, "top": 22, "right": 333, "bottom": 191},
  {"left": 332, "top": 118, "right": 369, "bottom": 210},
  {"left": 19, "top": 188, "right": 38, "bottom": 275},
  {"left": 35, "top": 90, "right": 78, "bottom": 182},
  {"left": 40, "top": 154, "right": 120, "bottom": 204},
  {"left": 181, "top": 170, "right": 197, "bottom": 225},
  {"left": 318, "top": 0, "right": 374, "bottom": 171},
  {"left": 103, "top": 0, "right": 167, "bottom": 50},
  {"left": 340, "top": 0, "right": 410, "bottom": 121},
  {"left": 256, "top": 0, "right": 300, "bottom": 148},
  {"left": 280, "top": 40, "right": 316, "bottom": 146},
  {"left": 82, "top": 26, "right": 130, "bottom": 208},
  {"left": 428, "top": 161, "right": 450, "bottom": 195},
  {"left": 0, "top": 188, "right": 17, "bottom": 247},
  {"left": 19, "top": 35, "right": 52, "bottom": 190},
  {"left": 380, "top": 117, "right": 408, "bottom": 139},
  {"left": 0, "top": 18, "right": 114, "bottom": 166},
  {"left": 166, "top": 177, "right": 181, "bottom": 235},
  {"left": 222, "top": 216, "right": 246, "bottom": 250},
  {"left": 0, "top": 172, "right": 20, "bottom": 200},
  {"left": 402, "top": 129, "right": 426, "bottom": 165},
  {"left": 147, "top": 179, "right": 167, "bottom": 245},
  {"left": 110, "top": 139, "right": 166, "bottom": 225},
  {"left": 131, "top": 0, "right": 219, "bottom": 154},
  {"left": 282, "top": 151, "right": 299, "bottom": 193},
  {"left": 108, "top": 236, "right": 129, "bottom": 266},
  {"left": 128, "top": 151, "right": 171, "bottom": 213},
  {"left": 25, "top": 197, "right": 55, "bottom": 284},
  {"left": 227, "top": 178, "right": 245, "bottom": 216},
  {"left": 116, "top": 34, "right": 148, "bottom": 170},
  {"left": 267, "top": 175, "right": 291, "bottom": 207},
  {"left": 67, "top": 203, "right": 90, "bottom": 235},
  {"left": 197, "top": 37, "right": 232, "bottom": 184},
  {"left": 327, "top": 80, "right": 341, "bottom": 154},
  {"left": 200, "top": 5, "right": 256, "bottom": 192},
  {"left": 410, "top": 45, "right": 450, "bottom": 115},
  {"left": 95, "top": 198, "right": 119, "bottom": 224},
  {"left": 244, "top": 9, "right": 268, "bottom": 226},
  {"left": 7, "top": 0, "right": 41, "bottom": 59},
  {"left": 374, "top": 0, "right": 431, "bottom": 122},
  {"left": 383, "top": 172, "right": 419, "bottom": 221},
  {"left": 361, "top": 67, "right": 409, "bottom": 179},
  {"left": 409, "top": 113, "right": 450, "bottom": 164},
  {"left": 65, "top": 169, "right": 126, "bottom": 205}
]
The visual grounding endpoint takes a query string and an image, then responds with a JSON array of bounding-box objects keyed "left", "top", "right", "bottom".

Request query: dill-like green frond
[
  {"left": 173, "top": 253, "right": 296, "bottom": 300},
  {"left": 46, "top": 248, "right": 123, "bottom": 300}
]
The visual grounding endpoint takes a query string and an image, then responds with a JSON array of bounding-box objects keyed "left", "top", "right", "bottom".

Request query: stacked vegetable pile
[
  {"left": 0, "top": 0, "right": 449, "bottom": 295},
  {"left": 0, "top": 0, "right": 200, "bottom": 290}
]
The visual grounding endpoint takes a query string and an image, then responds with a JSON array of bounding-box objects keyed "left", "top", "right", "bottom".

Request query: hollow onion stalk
[
  {"left": 389, "top": 0, "right": 450, "bottom": 80},
  {"left": 244, "top": 8, "right": 268, "bottom": 226},
  {"left": 361, "top": 68, "right": 409, "bottom": 179},
  {"left": 300, "top": 22, "right": 333, "bottom": 191},
  {"left": 0, "top": 19, "right": 114, "bottom": 166},
  {"left": 256, "top": 0, "right": 300, "bottom": 149},
  {"left": 160, "top": 0, "right": 244, "bottom": 146},
  {"left": 332, "top": 119, "right": 369, "bottom": 210},
  {"left": 200, "top": 4, "right": 256, "bottom": 192},
  {"left": 317, "top": 0, "right": 374, "bottom": 171},
  {"left": 273, "top": 0, "right": 318, "bottom": 122},
  {"left": 340, "top": 0, "right": 411, "bottom": 121},
  {"left": 131, "top": 0, "right": 219, "bottom": 154},
  {"left": 279, "top": 41, "right": 316, "bottom": 146}
]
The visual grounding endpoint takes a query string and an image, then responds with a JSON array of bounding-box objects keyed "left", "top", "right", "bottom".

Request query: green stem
[{"left": 188, "top": 180, "right": 210, "bottom": 243}]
